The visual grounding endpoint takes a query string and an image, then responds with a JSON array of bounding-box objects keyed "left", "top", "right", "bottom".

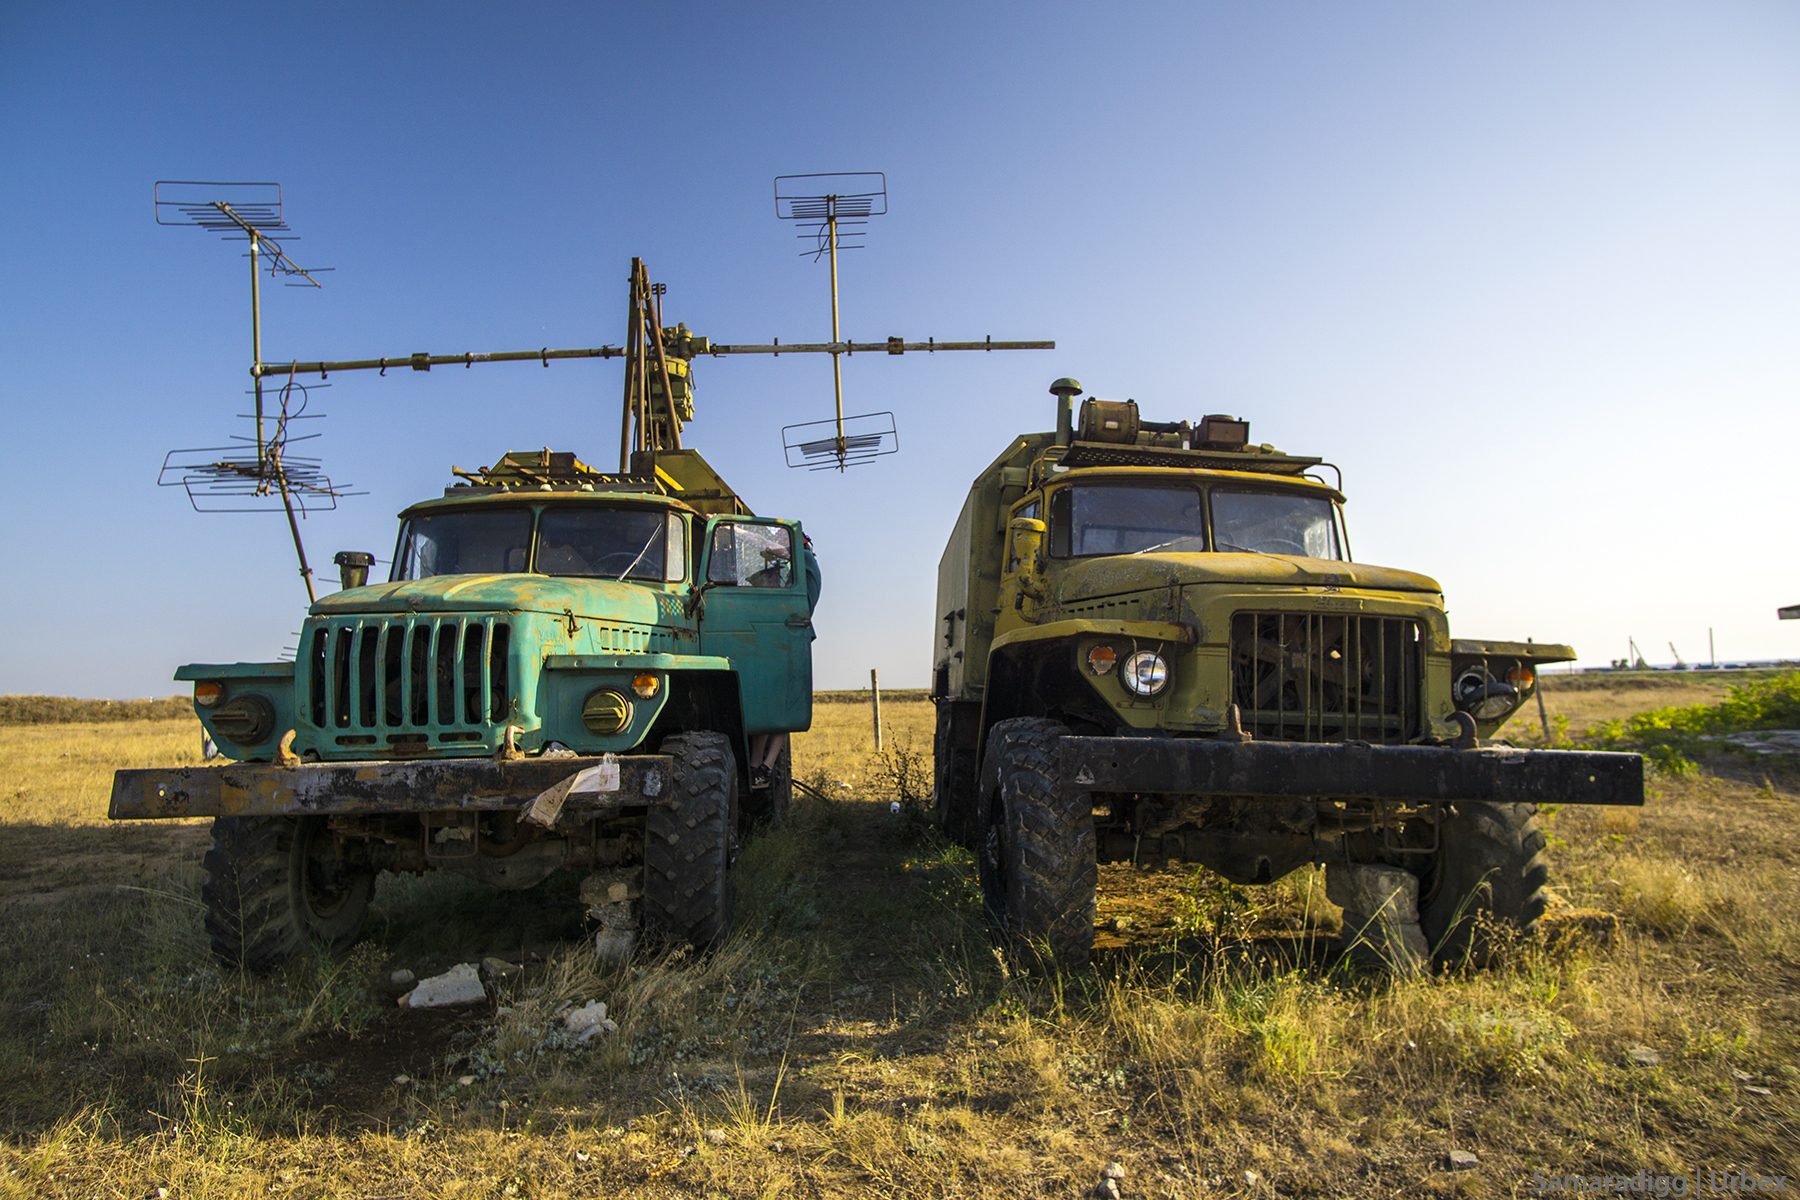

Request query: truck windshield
[
  {"left": 1053, "top": 485, "right": 1206, "bottom": 556},
  {"left": 538, "top": 509, "right": 680, "bottom": 581},
  {"left": 393, "top": 510, "right": 533, "bottom": 579},
  {"left": 1211, "top": 490, "right": 1343, "bottom": 559}
]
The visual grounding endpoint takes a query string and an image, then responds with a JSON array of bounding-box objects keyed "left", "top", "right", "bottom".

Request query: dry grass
[
  {"left": 1, "top": 686, "right": 1797, "bottom": 1196},
  {"left": 0, "top": 695, "right": 190, "bottom": 725}
]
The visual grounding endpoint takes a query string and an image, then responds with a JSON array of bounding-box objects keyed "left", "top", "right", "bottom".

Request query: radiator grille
[
  {"left": 1229, "top": 612, "right": 1422, "bottom": 744},
  {"left": 304, "top": 616, "right": 511, "bottom": 736}
]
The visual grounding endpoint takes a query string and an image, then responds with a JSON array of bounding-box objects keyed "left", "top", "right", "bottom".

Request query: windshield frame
[
  {"left": 1044, "top": 479, "right": 1351, "bottom": 562},
  {"left": 388, "top": 502, "right": 691, "bottom": 584}
]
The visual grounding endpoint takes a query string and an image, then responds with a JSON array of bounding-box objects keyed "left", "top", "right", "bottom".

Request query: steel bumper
[
  {"left": 109, "top": 755, "right": 673, "bottom": 821},
  {"left": 1058, "top": 737, "right": 1644, "bottom": 806}
]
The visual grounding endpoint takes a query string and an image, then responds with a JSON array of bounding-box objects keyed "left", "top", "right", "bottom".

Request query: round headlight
[
  {"left": 1121, "top": 651, "right": 1169, "bottom": 696},
  {"left": 582, "top": 689, "right": 633, "bottom": 735},
  {"left": 210, "top": 694, "right": 275, "bottom": 744}
]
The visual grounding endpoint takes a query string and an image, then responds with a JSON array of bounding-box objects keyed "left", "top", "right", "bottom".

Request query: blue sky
[{"left": 2, "top": 1, "right": 1797, "bottom": 697}]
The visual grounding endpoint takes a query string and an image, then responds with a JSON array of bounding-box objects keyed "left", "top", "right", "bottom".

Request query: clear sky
[{"left": 2, "top": 1, "right": 1797, "bottom": 698}]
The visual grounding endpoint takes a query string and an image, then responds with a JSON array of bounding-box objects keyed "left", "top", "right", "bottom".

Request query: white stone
[
  {"left": 404, "top": 963, "right": 487, "bottom": 1009},
  {"left": 564, "top": 999, "right": 618, "bottom": 1042},
  {"left": 1627, "top": 1045, "right": 1662, "bottom": 1068},
  {"left": 705, "top": 1128, "right": 728, "bottom": 1146},
  {"left": 1242, "top": 1170, "right": 1261, "bottom": 1187},
  {"left": 389, "top": 968, "right": 416, "bottom": 988},
  {"left": 1103, "top": 1162, "right": 1127, "bottom": 1180},
  {"left": 1447, "top": 1149, "right": 1479, "bottom": 1171}
]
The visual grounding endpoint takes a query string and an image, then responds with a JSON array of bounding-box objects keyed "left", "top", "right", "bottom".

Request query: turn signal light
[
  {"left": 1506, "top": 666, "right": 1536, "bottom": 687},
  {"left": 632, "top": 674, "right": 660, "bottom": 699},
  {"left": 194, "top": 681, "right": 224, "bottom": 708},
  {"left": 1086, "top": 645, "right": 1117, "bottom": 675}
]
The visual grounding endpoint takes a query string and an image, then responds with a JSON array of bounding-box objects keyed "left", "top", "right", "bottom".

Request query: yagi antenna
[
  {"left": 774, "top": 173, "right": 891, "bottom": 471},
  {"left": 156, "top": 181, "right": 344, "bottom": 601}
]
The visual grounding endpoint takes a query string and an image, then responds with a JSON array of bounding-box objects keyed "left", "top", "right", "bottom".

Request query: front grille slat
[{"left": 1230, "top": 611, "right": 1422, "bottom": 745}]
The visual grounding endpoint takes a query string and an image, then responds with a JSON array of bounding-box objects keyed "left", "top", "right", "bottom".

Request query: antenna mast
[{"left": 155, "top": 181, "right": 345, "bottom": 603}]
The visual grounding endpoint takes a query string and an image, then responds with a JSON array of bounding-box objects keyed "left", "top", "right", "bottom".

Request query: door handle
[{"left": 785, "top": 616, "right": 812, "bottom": 628}]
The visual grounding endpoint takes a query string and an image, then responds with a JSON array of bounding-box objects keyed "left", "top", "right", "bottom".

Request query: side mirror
[
  {"left": 1008, "top": 518, "right": 1047, "bottom": 599},
  {"left": 333, "top": 550, "right": 374, "bottom": 591}
]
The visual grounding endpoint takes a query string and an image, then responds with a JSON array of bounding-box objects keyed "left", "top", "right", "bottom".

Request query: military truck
[
  {"left": 111, "top": 442, "right": 815, "bottom": 969},
  {"left": 933, "top": 380, "right": 1643, "bottom": 968}
]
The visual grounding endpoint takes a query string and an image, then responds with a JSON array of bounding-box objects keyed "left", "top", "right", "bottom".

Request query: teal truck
[{"left": 111, "top": 447, "right": 814, "bottom": 968}]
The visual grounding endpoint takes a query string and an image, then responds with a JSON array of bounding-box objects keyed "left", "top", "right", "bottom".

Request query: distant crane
[{"left": 1669, "top": 642, "right": 1686, "bottom": 669}]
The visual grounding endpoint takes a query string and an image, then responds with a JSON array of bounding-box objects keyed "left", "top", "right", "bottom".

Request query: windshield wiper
[
  {"left": 1216, "top": 540, "right": 1271, "bottom": 556},
  {"left": 1133, "top": 536, "right": 1203, "bottom": 555},
  {"left": 615, "top": 530, "right": 661, "bottom": 581}
]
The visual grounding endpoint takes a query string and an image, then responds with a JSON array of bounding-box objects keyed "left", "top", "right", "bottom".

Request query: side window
[
  {"left": 707, "top": 522, "right": 794, "bottom": 588},
  {"left": 664, "top": 513, "right": 688, "bottom": 583},
  {"left": 1048, "top": 489, "right": 1071, "bottom": 558}
]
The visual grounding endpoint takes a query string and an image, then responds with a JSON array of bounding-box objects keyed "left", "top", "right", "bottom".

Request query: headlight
[
  {"left": 1121, "top": 651, "right": 1169, "bottom": 696},
  {"left": 209, "top": 695, "right": 275, "bottom": 744},
  {"left": 1454, "top": 668, "right": 1519, "bottom": 721},
  {"left": 582, "top": 689, "right": 633, "bottom": 735}
]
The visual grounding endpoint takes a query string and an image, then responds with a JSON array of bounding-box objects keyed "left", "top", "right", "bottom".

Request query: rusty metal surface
[
  {"left": 110, "top": 754, "right": 672, "bottom": 821},
  {"left": 1059, "top": 736, "right": 1644, "bottom": 806},
  {"left": 1449, "top": 638, "right": 1577, "bottom": 664}
]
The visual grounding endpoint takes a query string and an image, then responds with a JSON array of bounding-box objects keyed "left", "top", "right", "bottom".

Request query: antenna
[
  {"left": 774, "top": 172, "right": 891, "bottom": 471},
  {"left": 156, "top": 181, "right": 342, "bottom": 601}
]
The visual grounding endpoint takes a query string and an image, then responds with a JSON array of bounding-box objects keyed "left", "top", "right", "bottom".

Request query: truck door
[{"left": 698, "top": 518, "right": 813, "bottom": 733}]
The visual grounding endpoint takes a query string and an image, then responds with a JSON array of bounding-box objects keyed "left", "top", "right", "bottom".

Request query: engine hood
[
  {"left": 309, "top": 574, "right": 671, "bottom": 623},
  {"left": 1055, "top": 554, "right": 1441, "bottom": 604}
]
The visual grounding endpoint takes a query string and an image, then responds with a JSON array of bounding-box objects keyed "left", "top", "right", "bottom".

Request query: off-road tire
[
  {"left": 1419, "top": 801, "right": 1549, "bottom": 967},
  {"left": 646, "top": 732, "right": 735, "bottom": 947},
  {"left": 935, "top": 741, "right": 979, "bottom": 849},
  {"left": 741, "top": 743, "right": 791, "bottom": 832},
  {"left": 977, "top": 718, "right": 1096, "bottom": 970},
  {"left": 201, "top": 815, "right": 373, "bottom": 970}
]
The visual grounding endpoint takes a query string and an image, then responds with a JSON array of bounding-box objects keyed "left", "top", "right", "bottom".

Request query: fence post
[{"left": 871, "top": 668, "right": 883, "bottom": 750}]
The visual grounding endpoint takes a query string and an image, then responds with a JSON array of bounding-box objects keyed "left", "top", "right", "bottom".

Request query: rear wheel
[
  {"left": 202, "top": 815, "right": 373, "bottom": 970},
  {"left": 934, "top": 701, "right": 980, "bottom": 847},
  {"left": 1419, "top": 801, "right": 1549, "bottom": 966},
  {"left": 646, "top": 732, "right": 736, "bottom": 947},
  {"left": 977, "top": 718, "right": 1096, "bottom": 970}
]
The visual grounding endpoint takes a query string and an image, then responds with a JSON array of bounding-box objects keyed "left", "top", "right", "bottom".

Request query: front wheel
[
  {"left": 977, "top": 718, "right": 1096, "bottom": 970},
  {"left": 645, "top": 732, "right": 736, "bottom": 948},
  {"left": 201, "top": 815, "right": 373, "bottom": 970},
  {"left": 1418, "top": 801, "right": 1549, "bottom": 966}
]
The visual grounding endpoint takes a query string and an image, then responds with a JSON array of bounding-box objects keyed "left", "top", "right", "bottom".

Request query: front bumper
[
  {"left": 109, "top": 754, "right": 672, "bottom": 821},
  {"left": 1059, "top": 737, "right": 1644, "bottom": 806}
]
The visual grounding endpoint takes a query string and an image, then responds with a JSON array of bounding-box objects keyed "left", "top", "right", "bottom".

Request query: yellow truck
[{"left": 932, "top": 380, "right": 1642, "bottom": 969}]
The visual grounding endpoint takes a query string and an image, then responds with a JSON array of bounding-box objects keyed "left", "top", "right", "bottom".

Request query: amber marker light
[
  {"left": 194, "top": 681, "right": 224, "bottom": 708},
  {"left": 632, "top": 674, "right": 660, "bottom": 699},
  {"left": 1506, "top": 666, "right": 1536, "bottom": 687},
  {"left": 1086, "top": 645, "right": 1117, "bottom": 675}
]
